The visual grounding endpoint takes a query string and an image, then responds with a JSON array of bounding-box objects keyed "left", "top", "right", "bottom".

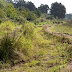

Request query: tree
[
  {"left": 26, "top": 1, "right": 36, "bottom": 11},
  {"left": 34, "top": 10, "right": 42, "bottom": 18},
  {"left": 50, "top": 2, "right": 66, "bottom": 19},
  {"left": 27, "top": 11, "right": 36, "bottom": 21},
  {"left": 15, "top": 0, "right": 26, "bottom": 8},
  {"left": 6, "top": 4, "right": 17, "bottom": 20},
  {"left": 38, "top": 4, "right": 49, "bottom": 13}
]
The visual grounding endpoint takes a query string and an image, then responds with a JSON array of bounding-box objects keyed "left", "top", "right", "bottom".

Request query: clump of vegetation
[
  {"left": 0, "top": 34, "right": 15, "bottom": 62},
  {"left": 16, "top": 16, "right": 27, "bottom": 24},
  {"left": 27, "top": 11, "right": 37, "bottom": 21},
  {"left": 46, "top": 15, "right": 55, "bottom": 20},
  {"left": 0, "top": 19, "right": 2, "bottom": 23},
  {"left": 34, "top": 19, "right": 40, "bottom": 25},
  {"left": 0, "top": 21, "right": 18, "bottom": 36}
]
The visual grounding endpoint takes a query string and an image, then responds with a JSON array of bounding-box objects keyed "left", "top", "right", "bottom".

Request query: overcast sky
[{"left": 13, "top": 0, "right": 72, "bottom": 14}]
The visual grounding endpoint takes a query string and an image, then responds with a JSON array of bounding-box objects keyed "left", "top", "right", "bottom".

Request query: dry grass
[{"left": 0, "top": 21, "right": 72, "bottom": 72}]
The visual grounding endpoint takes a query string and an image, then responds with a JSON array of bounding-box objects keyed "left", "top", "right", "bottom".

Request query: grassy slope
[
  {"left": 0, "top": 21, "right": 19, "bottom": 37},
  {"left": 51, "top": 22, "right": 72, "bottom": 35},
  {"left": 0, "top": 21, "right": 72, "bottom": 72}
]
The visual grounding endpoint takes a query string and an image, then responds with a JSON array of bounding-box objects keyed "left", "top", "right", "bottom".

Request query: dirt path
[
  {"left": 42, "top": 24, "right": 72, "bottom": 40},
  {"left": 41, "top": 24, "right": 72, "bottom": 72}
]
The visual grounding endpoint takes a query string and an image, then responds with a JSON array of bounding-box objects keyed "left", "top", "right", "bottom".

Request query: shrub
[
  {"left": 0, "top": 9, "right": 6, "bottom": 18},
  {"left": 16, "top": 16, "right": 27, "bottom": 24},
  {"left": 22, "top": 23, "right": 34, "bottom": 37},
  {"left": 67, "top": 46, "right": 72, "bottom": 58},
  {"left": 0, "top": 34, "right": 15, "bottom": 62},
  {"left": 16, "top": 23, "right": 35, "bottom": 57},
  {"left": 39, "top": 18, "right": 45, "bottom": 22},
  {"left": 34, "top": 20, "right": 39, "bottom": 25},
  {"left": 58, "top": 21, "right": 60, "bottom": 24},
  {"left": 46, "top": 15, "right": 55, "bottom": 20},
  {"left": 0, "top": 19, "right": 2, "bottom": 23},
  {"left": 6, "top": 4, "right": 17, "bottom": 20},
  {"left": 27, "top": 12, "right": 36, "bottom": 21},
  {"left": 34, "top": 10, "right": 42, "bottom": 18}
]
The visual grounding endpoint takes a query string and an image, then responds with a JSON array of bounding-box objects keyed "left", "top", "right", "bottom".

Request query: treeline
[
  {"left": 8, "top": 0, "right": 49, "bottom": 14},
  {"left": 10, "top": 0, "right": 66, "bottom": 19},
  {"left": 0, "top": 0, "right": 66, "bottom": 23}
]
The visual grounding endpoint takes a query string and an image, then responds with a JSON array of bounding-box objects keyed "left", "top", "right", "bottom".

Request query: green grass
[
  {"left": 0, "top": 21, "right": 72, "bottom": 72},
  {"left": 33, "top": 18, "right": 54, "bottom": 26},
  {"left": 0, "top": 21, "right": 18, "bottom": 37},
  {"left": 51, "top": 23, "right": 72, "bottom": 35}
]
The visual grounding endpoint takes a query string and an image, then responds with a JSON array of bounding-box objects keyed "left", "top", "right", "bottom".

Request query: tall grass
[
  {"left": 51, "top": 21, "right": 72, "bottom": 35},
  {"left": 0, "top": 34, "right": 15, "bottom": 62},
  {"left": 0, "top": 21, "right": 72, "bottom": 72},
  {"left": 0, "top": 21, "right": 18, "bottom": 36}
]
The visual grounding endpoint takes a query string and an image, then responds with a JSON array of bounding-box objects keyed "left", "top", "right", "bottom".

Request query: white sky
[{"left": 13, "top": 0, "right": 72, "bottom": 14}]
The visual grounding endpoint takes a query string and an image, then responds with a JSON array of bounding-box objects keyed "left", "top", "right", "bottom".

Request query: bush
[
  {"left": 0, "top": 19, "right": 2, "bottom": 23},
  {"left": 27, "top": 12, "right": 36, "bottom": 21},
  {"left": 39, "top": 18, "right": 45, "bottom": 22},
  {"left": 34, "top": 10, "right": 42, "bottom": 18},
  {"left": 0, "top": 9, "right": 6, "bottom": 18},
  {"left": 34, "top": 20, "right": 39, "bottom": 25},
  {"left": 0, "top": 34, "right": 15, "bottom": 62},
  {"left": 22, "top": 23, "right": 34, "bottom": 37},
  {"left": 6, "top": 4, "right": 17, "bottom": 20},
  {"left": 16, "top": 16, "right": 27, "bottom": 24},
  {"left": 46, "top": 15, "right": 55, "bottom": 20}
]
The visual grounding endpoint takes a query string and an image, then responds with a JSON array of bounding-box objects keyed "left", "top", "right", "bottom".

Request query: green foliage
[
  {"left": 27, "top": 60, "right": 40, "bottom": 67},
  {"left": 0, "top": 0, "right": 7, "bottom": 9},
  {"left": 51, "top": 23, "right": 72, "bottom": 35},
  {"left": 34, "top": 10, "right": 42, "bottom": 18},
  {"left": 14, "top": 0, "right": 36, "bottom": 11},
  {"left": 0, "top": 0, "right": 7, "bottom": 19},
  {"left": 18, "top": 6, "right": 25, "bottom": 11},
  {"left": 0, "top": 21, "right": 18, "bottom": 36},
  {"left": 0, "top": 2, "right": 4, "bottom": 9},
  {"left": 38, "top": 4, "right": 49, "bottom": 13},
  {"left": 17, "top": 7, "right": 36, "bottom": 21},
  {"left": 26, "top": 1, "right": 36, "bottom": 11},
  {"left": 6, "top": 3, "right": 17, "bottom": 20},
  {"left": 16, "top": 16, "right": 27, "bottom": 24},
  {"left": 0, "top": 19, "right": 2, "bottom": 23},
  {"left": 67, "top": 46, "right": 72, "bottom": 58},
  {"left": 0, "top": 34, "right": 15, "bottom": 62},
  {"left": 21, "top": 8, "right": 29, "bottom": 18},
  {"left": 14, "top": 23, "right": 35, "bottom": 58},
  {"left": 34, "top": 20, "right": 39, "bottom": 25},
  {"left": 27, "top": 11, "right": 36, "bottom": 21},
  {"left": 46, "top": 15, "right": 55, "bottom": 20},
  {"left": 22, "top": 23, "right": 34, "bottom": 38},
  {"left": 0, "top": 9, "right": 6, "bottom": 18},
  {"left": 51, "top": 2, "right": 66, "bottom": 19},
  {"left": 0, "top": 0, "right": 72, "bottom": 72}
]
